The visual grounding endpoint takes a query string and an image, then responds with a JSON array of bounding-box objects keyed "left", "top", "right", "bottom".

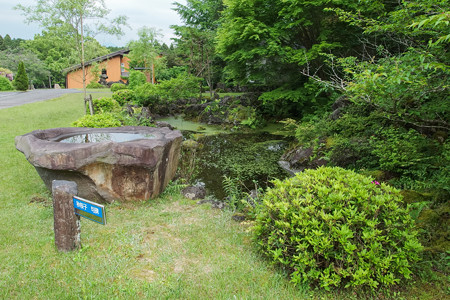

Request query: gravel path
[{"left": 0, "top": 89, "right": 82, "bottom": 109}]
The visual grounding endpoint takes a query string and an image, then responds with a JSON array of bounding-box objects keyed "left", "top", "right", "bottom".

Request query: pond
[{"left": 158, "top": 116, "right": 291, "bottom": 199}]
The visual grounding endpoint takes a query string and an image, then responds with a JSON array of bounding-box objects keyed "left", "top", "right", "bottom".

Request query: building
[{"left": 64, "top": 49, "right": 130, "bottom": 89}]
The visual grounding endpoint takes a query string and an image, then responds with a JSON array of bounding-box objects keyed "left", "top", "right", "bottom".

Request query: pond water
[
  {"left": 194, "top": 132, "right": 289, "bottom": 199},
  {"left": 158, "top": 116, "right": 291, "bottom": 199},
  {"left": 58, "top": 132, "right": 156, "bottom": 143}
]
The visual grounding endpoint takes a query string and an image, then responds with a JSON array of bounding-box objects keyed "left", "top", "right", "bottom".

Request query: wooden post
[
  {"left": 88, "top": 94, "right": 94, "bottom": 115},
  {"left": 52, "top": 180, "right": 81, "bottom": 252}
]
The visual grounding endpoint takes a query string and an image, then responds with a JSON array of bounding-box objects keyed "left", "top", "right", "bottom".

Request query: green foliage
[
  {"left": 128, "top": 70, "right": 147, "bottom": 90},
  {"left": 13, "top": 61, "right": 28, "bottom": 91},
  {"left": 158, "top": 66, "right": 187, "bottom": 81},
  {"left": 227, "top": 105, "right": 266, "bottom": 129},
  {"left": 0, "top": 76, "right": 13, "bottom": 91},
  {"left": 0, "top": 49, "right": 50, "bottom": 88},
  {"left": 172, "top": 0, "right": 223, "bottom": 92},
  {"left": 253, "top": 167, "right": 423, "bottom": 290},
  {"left": 156, "top": 72, "right": 202, "bottom": 101},
  {"left": 133, "top": 82, "right": 160, "bottom": 107},
  {"left": 127, "top": 26, "right": 165, "bottom": 83},
  {"left": 90, "top": 97, "right": 120, "bottom": 114},
  {"left": 71, "top": 112, "right": 122, "bottom": 128},
  {"left": 216, "top": 0, "right": 370, "bottom": 85},
  {"left": 133, "top": 72, "right": 201, "bottom": 107},
  {"left": 341, "top": 51, "right": 449, "bottom": 131},
  {"left": 22, "top": 28, "right": 109, "bottom": 86},
  {"left": 110, "top": 82, "right": 127, "bottom": 92},
  {"left": 119, "top": 107, "right": 153, "bottom": 127},
  {"left": 86, "top": 81, "right": 105, "bottom": 89},
  {"left": 259, "top": 80, "right": 337, "bottom": 118},
  {"left": 293, "top": 103, "right": 450, "bottom": 191},
  {"left": 112, "top": 89, "right": 135, "bottom": 106}
]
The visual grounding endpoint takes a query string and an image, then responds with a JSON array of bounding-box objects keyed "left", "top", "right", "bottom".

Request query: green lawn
[{"left": 0, "top": 94, "right": 446, "bottom": 299}]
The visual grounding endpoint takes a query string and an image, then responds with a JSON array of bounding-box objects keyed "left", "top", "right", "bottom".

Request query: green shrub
[
  {"left": 90, "top": 97, "right": 120, "bottom": 114},
  {"left": 128, "top": 70, "right": 147, "bottom": 90},
  {"left": 13, "top": 61, "right": 28, "bottom": 91},
  {"left": 86, "top": 81, "right": 105, "bottom": 89},
  {"left": 158, "top": 65, "right": 188, "bottom": 81},
  {"left": 253, "top": 166, "right": 422, "bottom": 290},
  {"left": 0, "top": 76, "right": 13, "bottom": 91},
  {"left": 110, "top": 83, "right": 127, "bottom": 92},
  {"left": 112, "top": 89, "right": 135, "bottom": 106},
  {"left": 134, "top": 82, "right": 160, "bottom": 107},
  {"left": 157, "top": 72, "right": 202, "bottom": 101},
  {"left": 71, "top": 113, "right": 122, "bottom": 128}
]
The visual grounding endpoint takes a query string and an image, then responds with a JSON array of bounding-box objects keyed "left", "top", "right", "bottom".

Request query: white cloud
[{"left": 0, "top": 0, "right": 187, "bottom": 46}]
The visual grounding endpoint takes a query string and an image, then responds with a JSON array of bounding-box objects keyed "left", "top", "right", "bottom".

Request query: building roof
[{"left": 63, "top": 49, "right": 130, "bottom": 73}]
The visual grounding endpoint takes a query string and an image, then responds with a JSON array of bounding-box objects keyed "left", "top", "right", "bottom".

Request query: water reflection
[{"left": 59, "top": 132, "right": 155, "bottom": 143}]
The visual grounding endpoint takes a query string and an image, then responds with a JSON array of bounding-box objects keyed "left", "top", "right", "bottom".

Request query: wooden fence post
[{"left": 52, "top": 180, "right": 81, "bottom": 252}]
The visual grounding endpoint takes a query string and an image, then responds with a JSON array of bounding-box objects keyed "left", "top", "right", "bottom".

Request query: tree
[
  {"left": 0, "top": 35, "right": 5, "bottom": 51},
  {"left": 172, "top": 0, "right": 224, "bottom": 95},
  {"left": 0, "top": 49, "right": 50, "bottom": 88},
  {"left": 2, "top": 34, "right": 12, "bottom": 50},
  {"left": 14, "top": 61, "right": 29, "bottom": 91},
  {"left": 127, "top": 27, "right": 165, "bottom": 84},
  {"left": 326, "top": 0, "right": 450, "bottom": 132},
  {"left": 23, "top": 28, "right": 108, "bottom": 86},
  {"left": 15, "top": 0, "right": 128, "bottom": 114},
  {"left": 216, "top": 0, "right": 388, "bottom": 86}
]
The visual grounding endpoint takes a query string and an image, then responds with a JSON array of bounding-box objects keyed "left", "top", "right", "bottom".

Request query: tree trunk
[{"left": 80, "top": 14, "right": 93, "bottom": 115}]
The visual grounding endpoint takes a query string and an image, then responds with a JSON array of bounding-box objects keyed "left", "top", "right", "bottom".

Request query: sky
[{"left": 0, "top": 0, "right": 187, "bottom": 47}]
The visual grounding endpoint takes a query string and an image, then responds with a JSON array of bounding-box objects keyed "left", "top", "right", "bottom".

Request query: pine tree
[
  {"left": 0, "top": 35, "right": 5, "bottom": 51},
  {"left": 14, "top": 62, "right": 29, "bottom": 91},
  {"left": 3, "top": 34, "right": 12, "bottom": 50}
]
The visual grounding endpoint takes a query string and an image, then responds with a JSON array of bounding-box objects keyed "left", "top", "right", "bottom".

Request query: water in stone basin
[{"left": 58, "top": 132, "right": 156, "bottom": 143}]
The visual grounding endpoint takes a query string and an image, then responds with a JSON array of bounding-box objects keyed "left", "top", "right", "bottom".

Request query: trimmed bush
[
  {"left": 253, "top": 166, "right": 422, "bottom": 290},
  {"left": 90, "top": 97, "right": 120, "bottom": 114},
  {"left": 71, "top": 113, "right": 122, "bottom": 128},
  {"left": 13, "top": 61, "right": 28, "bottom": 91},
  {"left": 112, "top": 89, "right": 135, "bottom": 106},
  {"left": 0, "top": 76, "right": 13, "bottom": 91},
  {"left": 110, "top": 83, "right": 128, "bottom": 92}
]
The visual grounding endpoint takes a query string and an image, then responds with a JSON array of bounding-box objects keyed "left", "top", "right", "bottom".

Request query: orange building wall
[{"left": 66, "top": 55, "right": 130, "bottom": 89}]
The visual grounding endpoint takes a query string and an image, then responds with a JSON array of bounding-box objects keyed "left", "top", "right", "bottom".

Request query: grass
[{"left": 0, "top": 93, "right": 447, "bottom": 299}]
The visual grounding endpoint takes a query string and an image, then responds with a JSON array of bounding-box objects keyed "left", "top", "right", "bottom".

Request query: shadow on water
[{"left": 158, "top": 116, "right": 291, "bottom": 199}]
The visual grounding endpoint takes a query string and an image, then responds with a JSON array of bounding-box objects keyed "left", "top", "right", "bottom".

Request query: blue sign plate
[{"left": 73, "top": 196, "right": 107, "bottom": 225}]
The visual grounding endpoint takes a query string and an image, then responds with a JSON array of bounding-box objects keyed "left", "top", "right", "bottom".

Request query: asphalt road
[{"left": 0, "top": 89, "right": 82, "bottom": 109}]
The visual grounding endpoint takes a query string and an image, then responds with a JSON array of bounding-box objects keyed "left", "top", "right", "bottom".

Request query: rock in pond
[{"left": 15, "top": 126, "right": 182, "bottom": 203}]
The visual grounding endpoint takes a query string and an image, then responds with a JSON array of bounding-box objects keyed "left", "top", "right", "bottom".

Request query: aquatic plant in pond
[{"left": 195, "top": 132, "right": 289, "bottom": 199}]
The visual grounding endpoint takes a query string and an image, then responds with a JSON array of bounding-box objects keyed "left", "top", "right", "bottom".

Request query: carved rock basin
[{"left": 15, "top": 126, "right": 182, "bottom": 203}]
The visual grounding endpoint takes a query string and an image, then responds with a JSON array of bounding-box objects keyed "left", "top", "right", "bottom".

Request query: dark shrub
[{"left": 13, "top": 61, "right": 28, "bottom": 91}]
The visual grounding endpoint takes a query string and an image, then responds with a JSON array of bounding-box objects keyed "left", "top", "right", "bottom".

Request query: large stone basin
[{"left": 15, "top": 126, "right": 182, "bottom": 203}]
